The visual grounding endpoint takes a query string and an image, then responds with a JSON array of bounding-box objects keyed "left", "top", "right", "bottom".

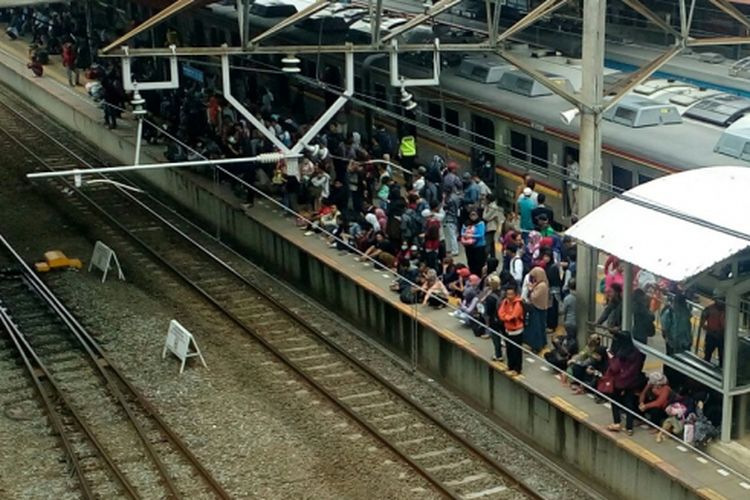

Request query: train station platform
[{"left": 1, "top": 30, "right": 750, "bottom": 500}]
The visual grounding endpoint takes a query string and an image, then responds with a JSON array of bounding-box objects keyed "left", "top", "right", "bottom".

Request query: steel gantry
[{"left": 96, "top": 0, "right": 750, "bottom": 341}]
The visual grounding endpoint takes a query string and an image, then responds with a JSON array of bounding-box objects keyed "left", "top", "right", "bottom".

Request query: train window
[
  {"left": 445, "top": 107, "right": 460, "bottom": 136},
  {"left": 472, "top": 114, "right": 495, "bottom": 149},
  {"left": 530, "top": 138, "right": 548, "bottom": 168},
  {"left": 510, "top": 131, "right": 528, "bottom": 160},
  {"left": 230, "top": 31, "right": 240, "bottom": 46},
  {"left": 638, "top": 174, "right": 654, "bottom": 185},
  {"left": 374, "top": 83, "right": 388, "bottom": 110},
  {"left": 612, "top": 165, "right": 633, "bottom": 192},
  {"left": 354, "top": 76, "right": 363, "bottom": 93},
  {"left": 427, "top": 102, "right": 442, "bottom": 130},
  {"left": 193, "top": 20, "right": 206, "bottom": 46}
]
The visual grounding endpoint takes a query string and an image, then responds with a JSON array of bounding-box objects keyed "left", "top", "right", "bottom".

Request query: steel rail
[
  {"left": 0, "top": 292, "right": 99, "bottom": 500},
  {"left": 0, "top": 91, "right": 545, "bottom": 499},
  {"left": 0, "top": 101, "right": 232, "bottom": 500},
  {"left": 0, "top": 266, "right": 141, "bottom": 499}
]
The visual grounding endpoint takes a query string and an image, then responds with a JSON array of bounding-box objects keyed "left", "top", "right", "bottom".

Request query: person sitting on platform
[
  {"left": 446, "top": 265, "right": 470, "bottom": 297},
  {"left": 544, "top": 327, "right": 579, "bottom": 373},
  {"left": 565, "top": 333, "right": 602, "bottom": 388},
  {"left": 638, "top": 371, "right": 672, "bottom": 430},
  {"left": 451, "top": 274, "right": 482, "bottom": 327},
  {"left": 421, "top": 268, "right": 450, "bottom": 308},
  {"left": 356, "top": 232, "right": 396, "bottom": 268},
  {"left": 569, "top": 346, "right": 608, "bottom": 396}
]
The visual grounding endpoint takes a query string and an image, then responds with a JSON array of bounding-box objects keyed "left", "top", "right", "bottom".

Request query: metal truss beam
[
  {"left": 621, "top": 0, "right": 682, "bottom": 39},
  {"left": 249, "top": 0, "right": 330, "bottom": 46},
  {"left": 380, "top": 0, "right": 463, "bottom": 43},
  {"left": 220, "top": 48, "right": 354, "bottom": 176},
  {"left": 495, "top": 0, "right": 569, "bottom": 45},
  {"left": 707, "top": 0, "right": 750, "bottom": 32},
  {"left": 602, "top": 45, "right": 682, "bottom": 112},
  {"left": 102, "top": 0, "right": 199, "bottom": 53},
  {"left": 102, "top": 43, "right": 489, "bottom": 57},
  {"left": 687, "top": 36, "right": 750, "bottom": 47}
]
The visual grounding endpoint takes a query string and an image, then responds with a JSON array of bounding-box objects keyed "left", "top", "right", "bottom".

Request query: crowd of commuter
[{"left": 2, "top": 3, "right": 724, "bottom": 447}]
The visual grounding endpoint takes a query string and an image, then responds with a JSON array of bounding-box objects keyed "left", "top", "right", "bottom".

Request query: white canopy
[{"left": 566, "top": 166, "right": 750, "bottom": 282}]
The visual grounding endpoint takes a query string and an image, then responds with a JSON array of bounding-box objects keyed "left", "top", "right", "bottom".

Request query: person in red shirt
[
  {"left": 638, "top": 372, "right": 671, "bottom": 429},
  {"left": 498, "top": 285, "right": 525, "bottom": 375},
  {"left": 605, "top": 334, "right": 646, "bottom": 435},
  {"left": 701, "top": 301, "right": 726, "bottom": 367},
  {"left": 62, "top": 40, "right": 79, "bottom": 86}
]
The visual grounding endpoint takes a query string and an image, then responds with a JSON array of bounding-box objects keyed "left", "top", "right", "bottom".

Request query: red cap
[
  {"left": 446, "top": 161, "right": 459, "bottom": 171},
  {"left": 457, "top": 267, "right": 470, "bottom": 278}
]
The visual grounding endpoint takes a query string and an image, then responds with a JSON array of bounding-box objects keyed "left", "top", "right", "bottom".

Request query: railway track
[
  {"left": 0, "top": 237, "right": 231, "bottom": 499},
  {"left": 0, "top": 85, "right": 550, "bottom": 499}
]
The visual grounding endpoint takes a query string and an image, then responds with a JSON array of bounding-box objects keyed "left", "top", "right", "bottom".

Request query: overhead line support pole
[{"left": 575, "top": 0, "right": 606, "bottom": 346}]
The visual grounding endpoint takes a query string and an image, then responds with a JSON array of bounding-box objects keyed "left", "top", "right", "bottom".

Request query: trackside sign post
[
  {"left": 162, "top": 320, "right": 207, "bottom": 374},
  {"left": 88, "top": 241, "right": 125, "bottom": 283}
]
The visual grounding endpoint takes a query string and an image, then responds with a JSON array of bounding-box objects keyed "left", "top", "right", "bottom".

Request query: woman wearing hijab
[
  {"left": 524, "top": 267, "right": 549, "bottom": 353},
  {"left": 605, "top": 333, "right": 646, "bottom": 435}
]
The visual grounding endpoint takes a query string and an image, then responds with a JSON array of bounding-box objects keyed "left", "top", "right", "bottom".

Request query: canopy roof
[{"left": 566, "top": 166, "right": 750, "bottom": 282}]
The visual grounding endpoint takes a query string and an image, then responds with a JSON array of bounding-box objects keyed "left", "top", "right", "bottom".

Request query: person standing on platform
[
  {"left": 498, "top": 284, "right": 525, "bottom": 375},
  {"left": 460, "top": 209, "right": 486, "bottom": 276},
  {"left": 443, "top": 189, "right": 461, "bottom": 257},
  {"left": 482, "top": 193, "right": 504, "bottom": 259},
  {"left": 101, "top": 73, "right": 119, "bottom": 129},
  {"left": 701, "top": 300, "right": 726, "bottom": 367},
  {"left": 62, "top": 38, "right": 79, "bottom": 86},
  {"left": 483, "top": 275, "right": 504, "bottom": 361},
  {"left": 661, "top": 294, "right": 693, "bottom": 356},
  {"left": 442, "top": 161, "right": 462, "bottom": 196},
  {"left": 525, "top": 267, "right": 549, "bottom": 353},
  {"left": 605, "top": 334, "right": 646, "bottom": 436},
  {"left": 398, "top": 135, "right": 417, "bottom": 173},
  {"left": 631, "top": 289, "right": 656, "bottom": 344},
  {"left": 517, "top": 187, "right": 537, "bottom": 243},
  {"left": 531, "top": 193, "right": 554, "bottom": 231}
]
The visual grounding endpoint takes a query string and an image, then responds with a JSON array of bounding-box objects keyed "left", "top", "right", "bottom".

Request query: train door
[{"left": 471, "top": 114, "right": 495, "bottom": 185}]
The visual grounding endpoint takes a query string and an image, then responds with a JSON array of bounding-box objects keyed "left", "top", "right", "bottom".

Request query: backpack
[
  {"left": 425, "top": 218, "right": 440, "bottom": 240},
  {"left": 421, "top": 181, "right": 439, "bottom": 206},
  {"left": 400, "top": 209, "right": 419, "bottom": 242},
  {"left": 427, "top": 155, "right": 444, "bottom": 183}
]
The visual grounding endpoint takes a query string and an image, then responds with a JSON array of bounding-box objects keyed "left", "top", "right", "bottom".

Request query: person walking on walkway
[{"left": 62, "top": 39, "right": 79, "bottom": 86}]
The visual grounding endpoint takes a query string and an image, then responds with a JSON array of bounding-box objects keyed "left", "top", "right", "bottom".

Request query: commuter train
[{"left": 110, "top": 0, "right": 750, "bottom": 220}]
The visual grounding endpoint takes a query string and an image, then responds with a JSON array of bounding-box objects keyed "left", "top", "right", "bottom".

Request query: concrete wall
[{"left": 0, "top": 62, "right": 699, "bottom": 500}]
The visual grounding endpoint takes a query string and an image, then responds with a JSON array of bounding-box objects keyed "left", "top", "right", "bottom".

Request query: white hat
[
  {"left": 421, "top": 208, "right": 432, "bottom": 218},
  {"left": 523, "top": 187, "right": 532, "bottom": 196}
]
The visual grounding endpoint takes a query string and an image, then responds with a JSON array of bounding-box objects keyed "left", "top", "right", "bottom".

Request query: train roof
[
  {"left": 438, "top": 64, "right": 746, "bottom": 170},
  {"left": 205, "top": 2, "right": 749, "bottom": 171}
]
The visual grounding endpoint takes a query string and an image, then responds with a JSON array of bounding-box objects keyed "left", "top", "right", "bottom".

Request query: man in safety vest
[{"left": 399, "top": 135, "right": 417, "bottom": 174}]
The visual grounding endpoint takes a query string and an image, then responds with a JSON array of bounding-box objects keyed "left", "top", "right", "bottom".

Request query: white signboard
[
  {"left": 162, "top": 320, "right": 207, "bottom": 374},
  {"left": 88, "top": 241, "right": 125, "bottom": 283}
]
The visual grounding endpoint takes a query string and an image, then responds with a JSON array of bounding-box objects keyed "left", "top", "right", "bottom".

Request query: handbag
[{"left": 597, "top": 375, "right": 615, "bottom": 395}]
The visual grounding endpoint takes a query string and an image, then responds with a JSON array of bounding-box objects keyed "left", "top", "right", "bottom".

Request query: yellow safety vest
[{"left": 399, "top": 136, "right": 416, "bottom": 157}]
